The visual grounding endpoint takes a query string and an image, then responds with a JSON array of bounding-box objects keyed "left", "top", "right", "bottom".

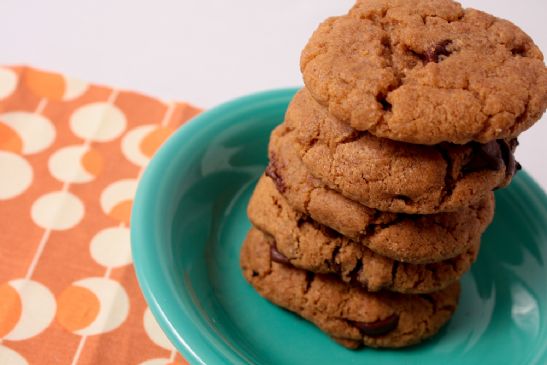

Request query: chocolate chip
[
  {"left": 463, "top": 140, "right": 504, "bottom": 173},
  {"left": 296, "top": 216, "right": 307, "bottom": 228},
  {"left": 270, "top": 245, "right": 291, "bottom": 265},
  {"left": 304, "top": 271, "right": 315, "bottom": 292},
  {"left": 511, "top": 46, "right": 526, "bottom": 57},
  {"left": 499, "top": 139, "right": 519, "bottom": 178},
  {"left": 265, "top": 160, "right": 286, "bottom": 193},
  {"left": 391, "top": 261, "right": 399, "bottom": 283},
  {"left": 376, "top": 95, "right": 392, "bottom": 111},
  {"left": 425, "top": 40, "right": 452, "bottom": 63},
  {"left": 351, "top": 314, "right": 399, "bottom": 336}
]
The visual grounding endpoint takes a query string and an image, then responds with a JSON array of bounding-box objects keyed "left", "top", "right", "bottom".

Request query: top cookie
[{"left": 301, "top": 0, "right": 547, "bottom": 144}]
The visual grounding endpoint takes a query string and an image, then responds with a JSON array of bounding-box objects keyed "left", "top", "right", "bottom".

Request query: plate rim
[
  {"left": 131, "top": 88, "right": 300, "bottom": 365},
  {"left": 131, "top": 87, "right": 547, "bottom": 365}
]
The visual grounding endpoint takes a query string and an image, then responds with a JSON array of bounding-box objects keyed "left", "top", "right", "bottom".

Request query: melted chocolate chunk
[
  {"left": 270, "top": 245, "right": 291, "bottom": 265},
  {"left": 265, "top": 160, "right": 286, "bottom": 193},
  {"left": 296, "top": 216, "right": 307, "bottom": 228},
  {"left": 351, "top": 314, "right": 399, "bottom": 337},
  {"left": 511, "top": 46, "right": 526, "bottom": 57},
  {"left": 425, "top": 40, "right": 452, "bottom": 63},
  {"left": 304, "top": 271, "right": 315, "bottom": 292},
  {"left": 499, "top": 139, "right": 519, "bottom": 177},
  {"left": 376, "top": 95, "right": 392, "bottom": 111},
  {"left": 463, "top": 140, "right": 504, "bottom": 173}
]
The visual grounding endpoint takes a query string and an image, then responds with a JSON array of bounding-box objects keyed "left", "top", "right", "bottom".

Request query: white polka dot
[
  {"left": 0, "top": 68, "right": 18, "bottom": 99},
  {"left": 0, "top": 345, "right": 28, "bottom": 365},
  {"left": 48, "top": 145, "right": 96, "bottom": 184},
  {"left": 63, "top": 77, "right": 88, "bottom": 100},
  {"left": 143, "top": 308, "right": 174, "bottom": 351},
  {"left": 121, "top": 125, "right": 156, "bottom": 167},
  {"left": 0, "top": 112, "right": 55, "bottom": 155},
  {"left": 0, "top": 152, "right": 33, "bottom": 200},
  {"left": 100, "top": 179, "right": 137, "bottom": 215},
  {"left": 31, "top": 191, "right": 84, "bottom": 230},
  {"left": 70, "top": 103, "right": 126, "bottom": 142},
  {"left": 5, "top": 279, "right": 57, "bottom": 341},
  {"left": 72, "top": 278, "right": 129, "bottom": 336},
  {"left": 90, "top": 227, "right": 132, "bottom": 268}
]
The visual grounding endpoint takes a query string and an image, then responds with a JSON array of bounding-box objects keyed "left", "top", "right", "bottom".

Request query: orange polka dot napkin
[{"left": 0, "top": 66, "right": 201, "bottom": 365}]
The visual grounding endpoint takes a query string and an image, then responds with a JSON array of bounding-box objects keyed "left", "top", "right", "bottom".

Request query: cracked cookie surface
[
  {"left": 248, "top": 177, "right": 479, "bottom": 292},
  {"left": 240, "top": 228, "right": 460, "bottom": 348},
  {"left": 268, "top": 120, "right": 493, "bottom": 240},
  {"left": 252, "top": 171, "right": 490, "bottom": 264},
  {"left": 301, "top": 0, "right": 547, "bottom": 144},
  {"left": 284, "top": 88, "right": 514, "bottom": 214}
]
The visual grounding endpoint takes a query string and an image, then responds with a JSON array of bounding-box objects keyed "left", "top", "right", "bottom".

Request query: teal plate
[{"left": 131, "top": 89, "right": 547, "bottom": 365}]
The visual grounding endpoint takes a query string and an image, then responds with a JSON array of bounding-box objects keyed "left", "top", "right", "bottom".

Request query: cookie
[
  {"left": 283, "top": 88, "right": 514, "bottom": 214},
  {"left": 248, "top": 177, "right": 479, "bottom": 292},
  {"left": 247, "top": 176, "right": 480, "bottom": 270},
  {"left": 240, "top": 228, "right": 460, "bottom": 349},
  {"left": 300, "top": 0, "right": 547, "bottom": 144},
  {"left": 268, "top": 121, "right": 495, "bottom": 256}
]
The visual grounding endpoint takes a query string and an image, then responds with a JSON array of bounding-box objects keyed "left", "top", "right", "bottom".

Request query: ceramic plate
[{"left": 131, "top": 89, "right": 547, "bottom": 365}]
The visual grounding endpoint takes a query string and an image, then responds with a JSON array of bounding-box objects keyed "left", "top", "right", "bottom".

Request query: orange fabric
[
  {"left": 0, "top": 66, "right": 198, "bottom": 365},
  {"left": 0, "top": 123, "right": 23, "bottom": 153},
  {"left": 56, "top": 286, "right": 101, "bottom": 332},
  {"left": 0, "top": 284, "right": 21, "bottom": 338}
]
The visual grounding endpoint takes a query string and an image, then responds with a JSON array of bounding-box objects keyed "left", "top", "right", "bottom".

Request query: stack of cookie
[{"left": 241, "top": 0, "right": 547, "bottom": 349}]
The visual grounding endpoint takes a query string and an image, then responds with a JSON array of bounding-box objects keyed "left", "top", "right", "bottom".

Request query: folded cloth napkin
[{"left": 0, "top": 66, "right": 200, "bottom": 365}]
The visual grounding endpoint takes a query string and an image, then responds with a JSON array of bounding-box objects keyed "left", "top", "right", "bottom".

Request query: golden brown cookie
[
  {"left": 282, "top": 89, "right": 514, "bottom": 214},
  {"left": 249, "top": 172, "right": 485, "bottom": 263},
  {"left": 268, "top": 122, "right": 495, "bottom": 255},
  {"left": 240, "top": 228, "right": 460, "bottom": 349},
  {"left": 248, "top": 177, "right": 479, "bottom": 293},
  {"left": 300, "top": 0, "right": 547, "bottom": 144}
]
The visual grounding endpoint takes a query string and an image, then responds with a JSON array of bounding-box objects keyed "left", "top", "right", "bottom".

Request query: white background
[{"left": 0, "top": 0, "right": 545, "bottom": 189}]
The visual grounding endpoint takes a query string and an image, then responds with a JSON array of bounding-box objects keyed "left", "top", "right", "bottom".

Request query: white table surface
[{"left": 1, "top": 0, "right": 545, "bottom": 190}]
